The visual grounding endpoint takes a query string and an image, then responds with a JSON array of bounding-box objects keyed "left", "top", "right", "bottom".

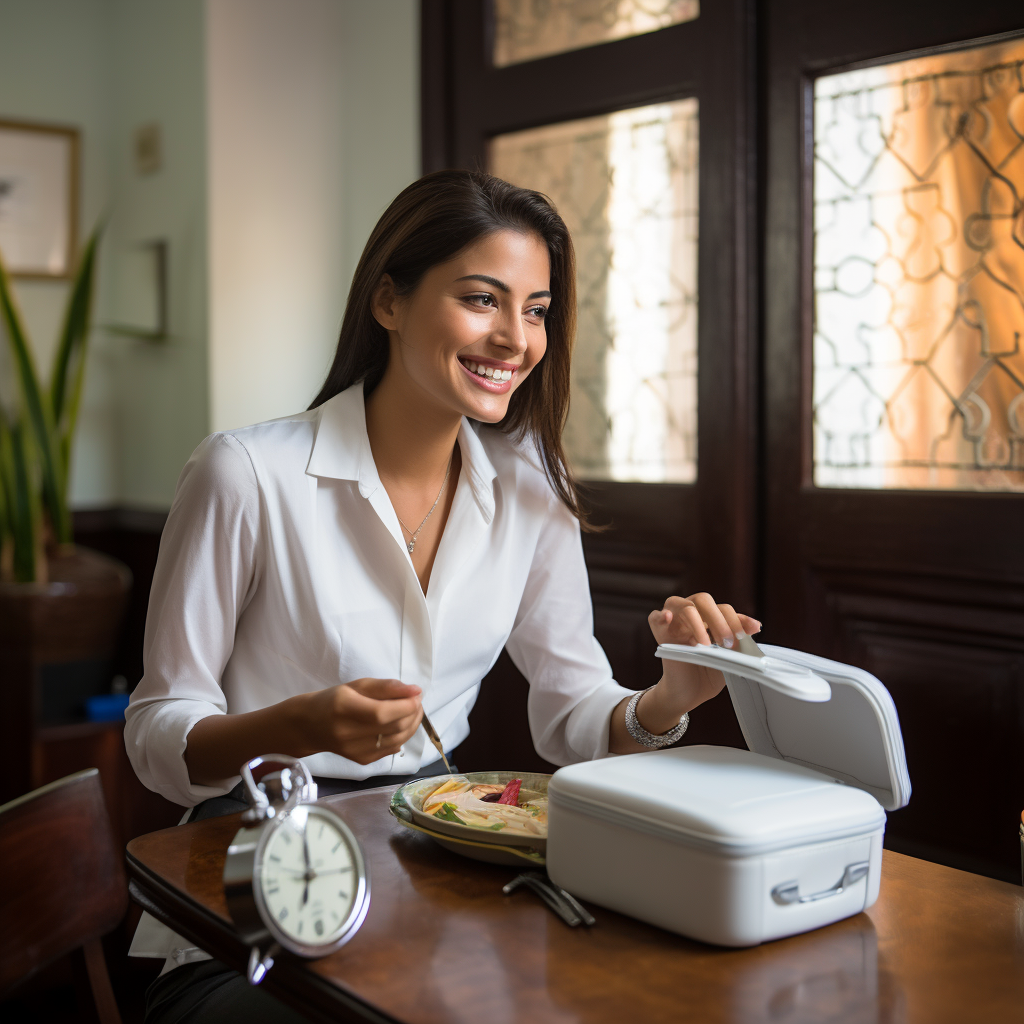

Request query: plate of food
[{"left": 389, "top": 771, "right": 551, "bottom": 867}]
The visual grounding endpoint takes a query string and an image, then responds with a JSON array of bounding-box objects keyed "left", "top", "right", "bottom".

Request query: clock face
[{"left": 258, "top": 807, "right": 360, "bottom": 947}]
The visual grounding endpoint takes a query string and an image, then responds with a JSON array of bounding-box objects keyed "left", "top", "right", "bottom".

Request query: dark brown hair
[{"left": 309, "top": 169, "right": 587, "bottom": 525}]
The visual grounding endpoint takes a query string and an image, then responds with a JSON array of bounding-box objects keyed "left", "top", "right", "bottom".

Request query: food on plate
[
  {"left": 422, "top": 777, "right": 548, "bottom": 836},
  {"left": 491, "top": 778, "right": 521, "bottom": 806}
]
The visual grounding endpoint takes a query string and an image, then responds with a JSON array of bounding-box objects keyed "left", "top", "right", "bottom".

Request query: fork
[
  {"left": 420, "top": 711, "right": 452, "bottom": 774},
  {"left": 503, "top": 872, "right": 596, "bottom": 927}
]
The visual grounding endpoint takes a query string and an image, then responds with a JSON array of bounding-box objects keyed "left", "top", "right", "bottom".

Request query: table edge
[{"left": 125, "top": 850, "right": 403, "bottom": 1024}]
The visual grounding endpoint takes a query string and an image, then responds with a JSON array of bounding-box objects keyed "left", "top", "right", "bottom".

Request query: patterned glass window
[
  {"left": 813, "top": 38, "right": 1024, "bottom": 491},
  {"left": 490, "top": 99, "right": 699, "bottom": 482},
  {"left": 493, "top": 0, "right": 699, "bottom": 68}
]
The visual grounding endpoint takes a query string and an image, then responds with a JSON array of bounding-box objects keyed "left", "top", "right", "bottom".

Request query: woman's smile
[{"left": 457, "top": 355, "right": 518, "bottom": 392}]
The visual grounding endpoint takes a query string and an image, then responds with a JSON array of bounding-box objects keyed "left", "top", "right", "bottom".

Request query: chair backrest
[{"left": 0, "top": 768, "right": 128, "bottom": 994}]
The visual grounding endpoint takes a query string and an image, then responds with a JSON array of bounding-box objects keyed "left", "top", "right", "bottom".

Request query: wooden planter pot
[{"left": 0, "top": 548, "right": 131, "bottom": 804}]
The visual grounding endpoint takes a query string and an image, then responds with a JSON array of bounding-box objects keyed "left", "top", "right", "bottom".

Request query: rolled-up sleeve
[
  {"left": 124, "top": 433, "right": 261, "bottom": 807},
  {"left": 505, "top": 500, "right": 634, "bottom": 765}
]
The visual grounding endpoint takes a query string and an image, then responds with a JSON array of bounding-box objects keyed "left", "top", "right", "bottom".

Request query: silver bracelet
[{"left": 625, "top": 686, "right": 689, "bottom": 749}]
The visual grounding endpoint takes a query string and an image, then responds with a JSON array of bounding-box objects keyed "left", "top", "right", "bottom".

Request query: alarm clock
[{"left": 223, "top": 754, "right": 370, "bottom": 985}]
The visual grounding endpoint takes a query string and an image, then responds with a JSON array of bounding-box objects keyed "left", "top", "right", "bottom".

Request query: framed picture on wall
[{"left": 0, "top": 119, "right": 79, "bottom": 278}]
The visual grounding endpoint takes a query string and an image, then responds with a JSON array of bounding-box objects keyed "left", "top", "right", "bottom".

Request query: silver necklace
[{"left": 397, "top": 454, "right": 453, "bottom": 555}]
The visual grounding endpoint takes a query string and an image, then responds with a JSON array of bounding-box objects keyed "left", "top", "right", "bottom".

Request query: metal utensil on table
[
  {"left": 503, "top": 872, "right": 596, "bottom": 927},
  {"left": 420, "top": 712, "right": 452, "bottom": 774},
  {"left": 542, "top": 879, "right": 596, "bottom": 927}
]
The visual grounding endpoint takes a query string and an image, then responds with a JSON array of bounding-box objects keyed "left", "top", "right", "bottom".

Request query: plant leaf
[
  {"left": 0, "top": 408, "right": 12, "bottom": 552},
  {"left": 0, "top": 247, "right": 69, "bottom": 543},
  {"left": 51, "top": 227, "right": 100, "bottom": 487},
  {"left": 0, "top": 415, "right": 42, "bottom": 582}
]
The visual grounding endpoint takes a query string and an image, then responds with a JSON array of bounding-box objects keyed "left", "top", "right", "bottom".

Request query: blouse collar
[{"left": 305, "top": 384, "right": 498, "bottom": 524}]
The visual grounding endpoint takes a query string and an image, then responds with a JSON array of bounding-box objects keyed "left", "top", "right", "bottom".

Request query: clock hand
[
  {"left": 268, "top": 865, "right": 349, "bottom": 881},
  {"left": 301, "top": 830, "right": 313, "bottom": 907}
]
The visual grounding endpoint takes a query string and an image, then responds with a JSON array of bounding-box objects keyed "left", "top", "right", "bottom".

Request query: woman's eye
[
  {"left": 467, "top": 293, "right": 496, "bottom": 308},
  {"left": 527, "top": 306, "right": 548, "bottom": 320}
]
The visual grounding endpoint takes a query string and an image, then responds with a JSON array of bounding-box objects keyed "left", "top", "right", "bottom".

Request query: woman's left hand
[
  {"left": 609, "top": 592, "right": 761, "bottom": 754},
  {"left": 648, "top": 592, "right": 761, "bottom": 710},
  {"left": 649, "top": 592, "right": 760, "bottom": 652}
]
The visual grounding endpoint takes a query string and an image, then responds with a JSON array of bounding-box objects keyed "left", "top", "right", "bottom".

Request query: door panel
[
  {"left": 424, "top": 0, "right": 758, "bottom": 768},
  {"left": 489, "top": 99, "right": 700, "bottom": 485},
  {"left": 853, "top": 634, "right": 1023, "bottom": 878},
  {"left": 765, "top": 0, "right": 1024, "bottom": 881},
  {"left": 490, "top": 0, "right": 701, "bottom": 68},
  {"left": 429, "top": 1, "right": 1023, "bottom": 882}
]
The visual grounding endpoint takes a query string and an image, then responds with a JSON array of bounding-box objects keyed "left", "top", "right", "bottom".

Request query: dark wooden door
[
  {"left": 423, "top": 0, "right": 757, "bottom": 769},
  {"left": 764, "top": 0, "right": 1024, "bottom": 881}
]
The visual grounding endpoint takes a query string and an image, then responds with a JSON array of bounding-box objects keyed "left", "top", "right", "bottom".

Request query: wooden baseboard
[{"left": 72, "top": 507, "right": 168, "bottom": 534}]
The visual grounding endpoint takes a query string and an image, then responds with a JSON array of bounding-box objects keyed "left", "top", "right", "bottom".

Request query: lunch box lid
[
  {"left": 656, "top": 643, "right": 911, "bottom": 811},
  {"left": 548, "top": 745, "right": 886, "bottom": 856}
]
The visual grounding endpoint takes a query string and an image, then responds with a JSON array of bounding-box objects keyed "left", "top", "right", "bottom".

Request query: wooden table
[{"left": 126, "top": 787, "right": 1024, "bottom": 1024}]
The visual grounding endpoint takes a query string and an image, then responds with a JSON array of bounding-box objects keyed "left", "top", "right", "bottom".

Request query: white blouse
[{"left": 125, "top": 383, "right": 633, "bottom": 808}]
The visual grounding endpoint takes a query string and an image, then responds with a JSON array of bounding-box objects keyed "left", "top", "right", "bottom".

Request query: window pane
[
  {"left": 493, "top": 0, "right": 699, "bottom": 68},
  {"left": 813, "top": 38, "right": 1024, "bottom": 491},
  {"left": 490, "top": 99, "right": 699, "bottom": 482}
]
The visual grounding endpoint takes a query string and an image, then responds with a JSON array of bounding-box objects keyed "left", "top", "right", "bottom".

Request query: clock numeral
[
  {"left": 338, "top": 891, "right": 348, "bottom": 900},
  {"left": 278, "top": 907, "right": 288, "bottom": 921},
  {"left": 298, "top": 921, "right": 304, "bottom": 935},
  {"left": 318, "top": 823, "right": 325, "bottom": 840},
  {"left": 331, "top": 840, "right": 342, "bottom": 854},
  {"left": 269, "top": 854, "right": 281, "bottom": 862},
  {"left": 281, "top": 832, "right": 292, "bottom": 845},
  {"left": 314, "top": 919, "right": 324, "bottom": 936},
  {"left": 267, "top": 887, "right": 279, "bottom": 895}
]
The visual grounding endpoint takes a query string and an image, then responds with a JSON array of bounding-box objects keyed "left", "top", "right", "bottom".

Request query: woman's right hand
[
  {"left": 185, "top": 677, "right": 424, "bottom": 785},
  {"left": 294, "top": 678, "right": 424, "bottom": 765}
]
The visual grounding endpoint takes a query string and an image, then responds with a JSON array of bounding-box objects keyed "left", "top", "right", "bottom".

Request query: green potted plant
[{"left": 0, "top": 232, "right": 132, "bottom": 803}]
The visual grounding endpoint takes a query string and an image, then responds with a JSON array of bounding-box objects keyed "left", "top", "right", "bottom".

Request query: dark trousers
[{"left": 144, "top": 760, "right": 455, "bottom": 1024}]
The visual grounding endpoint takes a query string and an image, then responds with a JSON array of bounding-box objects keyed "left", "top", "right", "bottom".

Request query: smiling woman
[
  {"left": 365, "top": 228, "right": 554, "bottom": 584},
  {"left": 125, "top": 170, "right": 759, "bottom": 1023},
  {"left": 311, "top": 172, "right": 581, "bottom": 526},
  {"left": 367, "top": 229, "right": 552, "bottom": 526}
]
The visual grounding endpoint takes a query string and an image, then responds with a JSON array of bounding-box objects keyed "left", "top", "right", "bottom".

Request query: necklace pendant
[{"left": 396, "top": 452, "right": 452, "bottom": 561}]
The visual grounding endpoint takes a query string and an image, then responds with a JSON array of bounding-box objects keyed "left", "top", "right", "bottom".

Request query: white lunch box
[{"left": 545, "top": 644, "right": 911, "bottom": 947}]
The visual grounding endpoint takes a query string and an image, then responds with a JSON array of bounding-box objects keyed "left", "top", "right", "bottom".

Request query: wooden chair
[{"left": 0, "top": 768, "right": 128, "bottom": 1023}]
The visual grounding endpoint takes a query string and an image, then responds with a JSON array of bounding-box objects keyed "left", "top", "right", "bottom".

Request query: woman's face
[{"left": 374, "top": 229, "right": 551, "bottom": 423}]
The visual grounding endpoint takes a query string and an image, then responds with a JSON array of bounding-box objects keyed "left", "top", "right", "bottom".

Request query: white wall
[
  {"left": 0, "top": 0, "right": 208, "bottom": 510},
  {"left": 1, "top": 0, "right": 420, "bottom": 507},
  {"left": 108, "top": 0, "right": 209, "bottom": 509},
  {"left": 0, "top": 0, "right": 117, "bottom": 506},
  {"left": 206, "top": 0, "right": 345, "bottom": 432},
  {"left": 207, "top": 0, "right": 420, "bottom": 433},
  {"left": 338, "top": 1, "right": 421, "bottom": 295}
]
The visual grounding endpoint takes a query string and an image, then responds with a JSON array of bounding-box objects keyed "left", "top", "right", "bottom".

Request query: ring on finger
[{"left": 376, "top": 733, "right": 383, "bottom": 750}]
